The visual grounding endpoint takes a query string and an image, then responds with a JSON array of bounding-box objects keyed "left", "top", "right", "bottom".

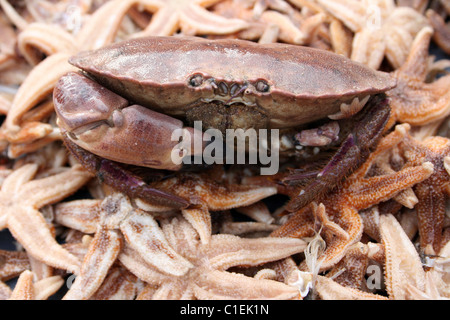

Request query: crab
[{"left": 53, "top": 36, "right": 396, "bottom": 210}]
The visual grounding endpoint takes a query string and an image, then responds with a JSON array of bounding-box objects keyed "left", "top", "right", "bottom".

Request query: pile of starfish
[{"left": 0, "top": 0, "right": 449, "bottom": 299}]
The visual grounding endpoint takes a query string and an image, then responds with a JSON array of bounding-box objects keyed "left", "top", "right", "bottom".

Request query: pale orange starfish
[
  {"left": 316, "top": 0, "right": 429, "bottom": 69},
  {"left": 8, "top": 270, "right": 64, "bottom": 300},
  {"left": 130, "top": 0, "right": 248, "bottom": 37},
  {"left": 427, "top": 8, "right": 450, "bottom": 54},
  {"left": 0, "top": 163, "right": 92, "bottom": 274},
  {"left": 120, "top": 215, "right": 306, "bottom": 299},
  {"left": 54, "top": 193, "right": 306, "bottom": 299},
  {"left": 387, "top": 26, "right": 450, "bottom": 128},
  {"left": 272, "top": 124, "right": 434, "bottom": 270},
  {"left": 145, "top": 166, "right": 277, "bottom": 244},
  {"left": 0, "top": 249, "right": 30, "bottom": 281}
]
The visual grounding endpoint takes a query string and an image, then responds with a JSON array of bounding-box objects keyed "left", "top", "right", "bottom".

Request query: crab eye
[
  {"left": 189, "top": 74, "right": 204, "bottom": 87},
  {"left": 255, "top": 80, "right": 270, "bottom": 93}
]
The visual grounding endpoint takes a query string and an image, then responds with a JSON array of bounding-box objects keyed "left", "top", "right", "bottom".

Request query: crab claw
[{"left": 54, "top": 72, "right": 208, "bottom": 171}]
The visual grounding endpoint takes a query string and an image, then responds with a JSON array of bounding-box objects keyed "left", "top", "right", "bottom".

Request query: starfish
[
  {"left": 130, "top": 0, "right": 248, "bottom": 37},
  {"left": 272, "top": 124, "right": 434, "bottom": 270},
  {"left": 55, "top": 193, "right": 306, "bottom": 299},
  {"left": 399, "top": 131, "right": 450, "bottom": 254},
  {"left": 379, "top": 213, "right": 427, "bottom": 299},
  {"left": 0, "top": 249, "right": 30, "bottom": 281},
  {"left": 8, "top": 270, "right": 64, "bottom": 300},
  {"left": 316, "top": 0, "right": 429, "bottom": 70},
  {"left": 0, "top": 163, "right": 92, "bottom": 274},
  {"left": 119, "top": 215, "right": 306, "bottom": 299},
  {"left": 89, "top": 265, "right": 140, "bottom": 300},
  {"left": 145, "top": 166, "right": 278, "bottom": 244},
  {"left": 387, "top": 26, "right": 450, "bottom": 128},
  {"left": 212, "top": 0, "right": 326, "bottom": 45},
  {"left": 314, "top": 275, "right": 388, "bottom": 300},
  {"left": 427, "top": 8, "right": 450, "bottom": 54}
]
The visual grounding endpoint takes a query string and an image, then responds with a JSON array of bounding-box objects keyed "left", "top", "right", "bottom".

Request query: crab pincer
[{"left": 54, "top": 72, "right": 208, "bottom": 209}]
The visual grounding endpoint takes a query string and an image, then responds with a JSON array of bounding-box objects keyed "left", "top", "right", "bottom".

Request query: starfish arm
[
  {"left": 315, "top": 275, "right": 388, "bottom": 300},
  {"left": 76, "top": 0, "right": 140, "bottom": 50},
  {"left": 90, "top": 266, "right": 139, "bottom": 300},
  {"left": 1, "top": 163, "right": 38, "bottom": 194},
  {"left": 0, "top": 250, "right": 30, "bottom": 281},
  {"left": 8, "top": 270, "right": 35, "bottom": 300},
  {"left": 259, "top": 10, "right": 307, "bottom": 44},
  {"left": 17, "top": 23, "right": 77, "bottom": 65},
  {"left": 379, "top": 214, "right": 426, "bottom": 299},
  {"left": 54, "top": 199, "right": 102, "bottom": 234},
  {"left": 351, "top": 28, "right": 386, "bottom": 70},
  {"left": 313, "top": 206, "right": 363, "bottom": 271},
  {"left": 415, "top": 184, "right": 446, "bottom": 254},
  {"left": 207, "top": 234, "right": 306, "bottom": 270},
  {"left": 325, "top": 242, "right": 369, "bottom": 290},
  {"left": 347, "top": 162, "right": 434, "bottom": 210},
  {"left": 206, "top": 186, "right": 277, "bottom": 211},
  {"left": 396, "top": 26, "right": 433, "bottom": 81},
  {"left": 384, "top": 8, "right": 429, "bottom": 69},
  {"left": 7, "top": 205, "right": 81, "bottom": 274},
  {"left": 182, "top": 207, "right": 211, "bottom": 245},
  {"left": 384, "top": 28, "right": 414, "bottom": 70},
  {"left": 193, "top": 269, "right": 300, "bottom": 300},
  {"left": 0, "top": 281, "right": 12, "bottom": 300},
  {"left": 4, "top": 54, "right": 75, "bottom": 136},
  {"left": 354, "top": 124, "right": 411, "bottom": 179},
  {"left": 63, "top": 227, "right": 122, "bottom": 300},
  {"left": 118, "top": 244, "right": 171, "bottom": 286},
  {"left": 22, "top": 165, "right": 93, "bottom": 208},
  {"left": 119, "top": 211, "right": 193, "bottom": 277},
  {"left": 427, "top": 9, "right": 450, "bottom": 54},
  {"left": 270, "top": 206, "right": 315, "bottom": 238},
  {"left": 34, "top": 276, "right": 64, "bottom": 300},
  {"left": 390, "top": 81, "right": 450, "bottom": 125},
  {"left": 179, "top": 4, "right": 248, "bottom": 35},
  {"left": 139, "top": 7, "right": 180, "bottom": 36},
  {"left": 389, "top": 27, "right": 450, "bottom": 126},
  {"left": 151, "top": 280, "right": 193, "bottom": 300},
  {"left": 315, "top": 0, "right": 365, "bottom": 32}
]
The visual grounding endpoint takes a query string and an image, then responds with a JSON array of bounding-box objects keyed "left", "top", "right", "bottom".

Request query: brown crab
[{"left": 53, "top": 36, "right": 396, "bottom": 210}]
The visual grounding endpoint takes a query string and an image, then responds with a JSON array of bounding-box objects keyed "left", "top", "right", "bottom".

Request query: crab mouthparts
[{"left": 185, "top": 100, "right": 267, "bottom": 133}]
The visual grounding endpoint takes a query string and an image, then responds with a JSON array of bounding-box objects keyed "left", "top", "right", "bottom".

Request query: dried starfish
[
  {"left": 388, "top": 26, "right": 450, "bottom": 128},
  {"left": 119, "top": 215, "right": 306, "bottom": 299},
  {"left": 55, "top": 193, "right": 306, "bottom": 299},
  {"left": 400, "top": 132, "right": 450, "bottom": 254},
  {"left": 212, "top": 0, "right": 326, "bottom": 44},
  {"left": 8, "top": 270, "right": 64, "bottom": 300},
  {"left": 314, "top": 275, "right": 388, "bottom": 300},
  {"left": 0, "top": 249, "right": 30, "bottom": 281},
  {"left": 316, "top": 0, "right": 429, "bottom": 69},
  {"left": 146, "top": 166, "right": 278, "bottom": 244},
  {"left": 379, "top": 214, "right": 427, "bottom": 299},
  {"left": 427, "top": 9, "right": 450, "bottom": 54},
  {"left": 89, "top": 265, "right": 140, "bottom": 300},
  {"left": 0, "top": 163, "right": 92, "bottom": 274},
  {"left": 131, "top": 0, "right": 248, "bottom": 37},
  {"left": 272, "top": 124, "right": 434, "bottom": 270},
  {"left": 63, "top": 225, "right": 122, "bottom": 299}
]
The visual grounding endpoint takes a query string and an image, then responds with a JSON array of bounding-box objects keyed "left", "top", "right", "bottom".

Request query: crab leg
[
  {"left": 54, "top": 72, "right": 208, "bottom": 172},
  {"left": 285, "top": 94, "right": 391, "bottom": 212},
  {"left": 62, "top": 138, "right": 189, "bottom": 209}
]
